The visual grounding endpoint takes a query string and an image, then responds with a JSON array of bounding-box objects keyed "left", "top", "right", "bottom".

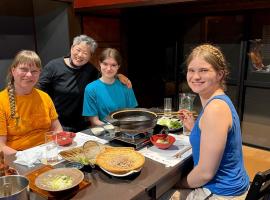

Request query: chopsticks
[
  {"left": 156, "top": 112, "right": 180, "bottom": 116},
  {"left": 173, "top": 146, "right": 192, "bottom": 158},
  {"left": 156, "top": 111, "right": 198, "bottom": 117}
]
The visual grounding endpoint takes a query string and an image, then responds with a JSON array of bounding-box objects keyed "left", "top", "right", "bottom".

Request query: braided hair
[
  {"left": 6, "top": 50, "right": 41, "bottom": 126},
  {"left": 186, "top": 44, "right": 230, "bottom": 90}
]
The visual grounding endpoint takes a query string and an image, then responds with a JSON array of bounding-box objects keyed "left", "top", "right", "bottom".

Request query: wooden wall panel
[
  {"left": 82, "top": 16, "right": 125, "bottom": 73},
  {"left": 83, "top": 16, "right": 120, "bottom": 43}
]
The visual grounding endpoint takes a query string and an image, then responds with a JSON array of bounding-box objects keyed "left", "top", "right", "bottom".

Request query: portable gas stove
[{"left": 109, "top": 124, "right": 165, "bottom": 150}]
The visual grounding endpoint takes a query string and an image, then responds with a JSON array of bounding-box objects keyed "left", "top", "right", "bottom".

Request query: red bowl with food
[
  {"left": 150, "top": 134, "right": 176, "bottom": 149},
  {"left": 53, "top": 131, "right": 76, "bottom": 146}
]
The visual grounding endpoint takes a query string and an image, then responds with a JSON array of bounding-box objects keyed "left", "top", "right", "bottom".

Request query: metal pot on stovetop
[{"left": 106, "top": 108, "right": 158, "bottom": 133}]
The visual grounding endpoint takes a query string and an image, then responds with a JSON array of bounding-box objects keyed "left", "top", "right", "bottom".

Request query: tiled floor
[{"left": 242, "top": 145, "right": 270, "bottom": 181}]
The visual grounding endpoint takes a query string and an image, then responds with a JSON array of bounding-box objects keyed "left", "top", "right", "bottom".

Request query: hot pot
[{"left": 106, "top": 108, "right": 158, "bottom": 133}]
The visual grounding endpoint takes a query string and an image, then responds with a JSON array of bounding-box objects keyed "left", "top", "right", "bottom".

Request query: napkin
[{"left": 14, "top": 146, "right": 45, "bottom": 168}]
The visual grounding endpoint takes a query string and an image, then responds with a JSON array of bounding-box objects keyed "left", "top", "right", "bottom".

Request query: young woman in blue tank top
[{"left": 162, "top": 44, "right": 249, "bottom": 200}]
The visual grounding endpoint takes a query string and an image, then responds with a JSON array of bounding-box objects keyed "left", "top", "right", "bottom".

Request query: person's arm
[
  {"left": 0, "top": 136, "right": 17, "bottom": 155},
  {"left": 117, "top": 74, "right": 132, "bottom": 88},
  {"left": 50, "top": 119, "right": 63, "bottom": 132},
  {"left": 179, "top": 99, "right": 232, "bottom": 188},
  {"left": 37, "top": 62, "right": 53, "bottom": 93},
  {"left": 88, "top": 116, "right": 105, "bottom": 127}
]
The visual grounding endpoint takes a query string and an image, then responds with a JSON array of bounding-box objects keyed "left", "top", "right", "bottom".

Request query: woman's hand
[
  {"left": 0, "top": 136, "right": 17, "bottom": 155},
  {"left": 179, "top": 109, "right": 195, "bottom": 131},
  {"left": 117, "top": 74, "right": 132, "bottom": 88}
]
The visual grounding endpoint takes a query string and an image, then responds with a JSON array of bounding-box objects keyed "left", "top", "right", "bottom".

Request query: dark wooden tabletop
[{"left": 5, "top": 132, "right": 193, "bottom": 200}]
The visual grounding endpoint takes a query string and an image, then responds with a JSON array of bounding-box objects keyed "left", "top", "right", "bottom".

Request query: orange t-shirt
[{"left": 0, "top": 88, "right": 58, "bottom": 150}]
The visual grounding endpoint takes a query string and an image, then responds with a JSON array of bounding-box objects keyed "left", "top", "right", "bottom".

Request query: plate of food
[
  {"left": 96, "top": 147, "right": 145, "bottom": 176},
  {"left": 157, "top": 117, "right": 183, "bottom": 132},
  {"left": 99, "top": 166, "right": 142, "bottom": 177},
  {"left": 35, "top": 168, "right": 84, "bottom": 192}
]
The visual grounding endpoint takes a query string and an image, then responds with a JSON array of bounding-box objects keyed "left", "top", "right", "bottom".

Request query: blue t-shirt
[
  {"left": 189, "top": 95, "right": 249, "bottom": 196},
  {"left": 82, "top": 79, "right": 138, "bottom": 121}
]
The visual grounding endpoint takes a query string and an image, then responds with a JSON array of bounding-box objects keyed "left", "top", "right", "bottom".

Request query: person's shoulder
[
  {"left": 115, "top": 79, "right": 132, "bottom": 90},
  {"left": 0, "top": 88, "right": 8, "bottom": 98},
  {"left": 85, "top": 79, "right": 100, "bottom": 89},
  {"left": 34, "top": 88, "right": 51, "bottom": 99},
  {"left": 44, "top": 57, "right": 64, "bottom": 68},
  {"left": 81, "top": 62, "right": 98, "bottom": 72},
  {"left": 205, "top": 98, "right": 230, "bottom": 116}
]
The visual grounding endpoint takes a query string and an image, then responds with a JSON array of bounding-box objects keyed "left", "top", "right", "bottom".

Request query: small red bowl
[
  {"left": 150, "top": 134, "right": 176, "bottom": 149},
  {"left": 53, "top": 131, "right": 76, "bottom": 146}
]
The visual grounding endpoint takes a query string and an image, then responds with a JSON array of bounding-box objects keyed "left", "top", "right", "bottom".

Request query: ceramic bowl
[
  {"left": 53, "top": 131, "right": 75, "bottom": 146},
  {"left": 150, "top": 134, "right": 176, "bottom": 149},
  {"left": 35, "top": 168, "right": 83, "bottom": 192}
]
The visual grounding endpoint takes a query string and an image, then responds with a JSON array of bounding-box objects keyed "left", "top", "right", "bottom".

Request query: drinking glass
[
  {"left": 164, "top": 97, "right": 172, "bottom": 116},
  {"left": 179, "top": 93, "right": 196, "bottom": 135},
  {"left": 44, "top": 131, "right": 58, "bottom": 165}
]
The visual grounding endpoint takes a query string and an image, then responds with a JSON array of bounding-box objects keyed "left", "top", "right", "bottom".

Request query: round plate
[
  {"left": 100, "top": 166, "right": 141, "bottom": 177},
  {"left": 35, "top": 168, "right": 84, "bottom": 192},
  {"left": 96, "top": 147, "right": 145, "bottom": 174}
]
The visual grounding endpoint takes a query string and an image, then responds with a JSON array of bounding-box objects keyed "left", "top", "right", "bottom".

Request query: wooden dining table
[{"left": 5, "top": 130, "right": 193, "bottom": 200}]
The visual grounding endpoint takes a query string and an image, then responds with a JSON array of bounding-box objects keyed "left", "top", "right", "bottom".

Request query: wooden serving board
[{"left": 26, "top": 165, "right": 90, "bottom": 200}]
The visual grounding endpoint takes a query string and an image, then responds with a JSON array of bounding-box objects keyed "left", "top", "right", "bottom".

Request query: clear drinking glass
[
  {"left": 164, "top": 97, "right": 172, "bottom": 116},
  {"left": 44, "top": 131, "right": 58, "bottom": 165},
  {"left": 179, "top": 93, "right": 196, "bottom": 135}
]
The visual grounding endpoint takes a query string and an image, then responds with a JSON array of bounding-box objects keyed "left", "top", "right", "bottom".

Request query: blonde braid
[{"left": 7, "top": 80, "right": 19, "bottom": 126}]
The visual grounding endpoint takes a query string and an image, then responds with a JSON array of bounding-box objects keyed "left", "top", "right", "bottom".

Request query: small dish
[
  {"left": 35, "top": 168, "right": 84, "bottom": 192},
  {"left": 90, "top": 127, "right": 105, "bottom": 136},
  {"left": 150, "top": 134, "right": 176, "bottom": 149},
  {"left": 100, "top": 166, "right": 141, "bottom": 177},
  {"left": 53, "top": 131, "right": 75, "bottom": 146}
]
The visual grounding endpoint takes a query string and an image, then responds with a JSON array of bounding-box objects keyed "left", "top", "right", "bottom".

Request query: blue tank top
[{"left": 189, "top": 95, "right": 249, "bottom": 196}]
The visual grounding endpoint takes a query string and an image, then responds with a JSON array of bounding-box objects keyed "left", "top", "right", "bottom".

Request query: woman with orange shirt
[{"left": 0, "top": 50, "right": 62, "bottom": 154}]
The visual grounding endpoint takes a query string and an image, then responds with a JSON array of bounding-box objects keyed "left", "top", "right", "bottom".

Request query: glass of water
[
  {"left": 179, "top": 93, "right": 196, "bottom": 135},
  {"left": 164, "top": 97, "right": 172, "bottom": 116},
  {"left": 44, "top": 131, "right": 58, "bottom": 165}
]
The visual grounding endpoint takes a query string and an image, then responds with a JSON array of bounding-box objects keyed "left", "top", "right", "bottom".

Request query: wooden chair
[{"left": 246, "top": 169, "right": 270, "bottom": 200}]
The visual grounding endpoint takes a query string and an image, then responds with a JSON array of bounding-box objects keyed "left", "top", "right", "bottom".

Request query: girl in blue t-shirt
[{"left": 82, "top": 48, "right": 138, "bottom": 127}]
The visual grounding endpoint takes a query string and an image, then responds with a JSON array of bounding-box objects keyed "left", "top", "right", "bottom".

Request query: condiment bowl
[{"left": 150, "top": 134, "right": 176, "bottom": 149}]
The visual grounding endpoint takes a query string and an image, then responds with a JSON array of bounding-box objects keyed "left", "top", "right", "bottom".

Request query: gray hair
[{"left": 72, "top": 35, "right": 98, "bottom": 53}]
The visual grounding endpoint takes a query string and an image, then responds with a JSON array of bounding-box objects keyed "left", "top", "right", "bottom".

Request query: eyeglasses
[
  {"left": 73, "top": 47, "right": 91, "bottom": 58},
  {"left": 17, "top": 67, "right": 40, "bottom": 76}
]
